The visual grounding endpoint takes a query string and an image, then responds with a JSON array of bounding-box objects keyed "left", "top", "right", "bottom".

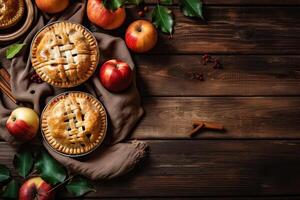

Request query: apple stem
[
  {"left": 47, "top": 175, "right": 74, "bottom": 194},
  {"left": 136, "top": 26, "right": 142, "bottom": 32}
]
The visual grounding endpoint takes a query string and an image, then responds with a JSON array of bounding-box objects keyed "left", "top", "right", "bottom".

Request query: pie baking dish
[
  {"left": 41, "top": 92, "right": 107, "bottom": 157},
  {"left": 31, "top": 21, "right": 99, "bottom": 88},
  {"left": 0, "top": 0, "right": 25, "bottom": 29},
  {"left": 0, "top": 0, "right": 34, "bottom": 42}
]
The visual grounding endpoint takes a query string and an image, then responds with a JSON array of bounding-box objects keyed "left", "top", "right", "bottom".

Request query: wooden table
[{"left": 2, "top": 0, "right": 300, "bottom": 199}]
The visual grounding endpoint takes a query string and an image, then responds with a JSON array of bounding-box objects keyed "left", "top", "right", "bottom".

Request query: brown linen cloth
[{"left": 0, "top": 1, "right": 148, "bottom": 180}]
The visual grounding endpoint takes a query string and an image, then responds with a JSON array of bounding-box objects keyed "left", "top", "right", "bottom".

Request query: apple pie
[
  {"left": 31, "top": 21, "right": 99, "bottom": 88},
  {"left": 41, "top": 92, "right": 107, "bottom": 157},
  {"left": 0, "top": 0, "right": 24, "bottom": 29}
]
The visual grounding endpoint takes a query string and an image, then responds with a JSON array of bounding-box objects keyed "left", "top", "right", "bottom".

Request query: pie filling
[
  {"left": 31, "top": 21, "right": 99, "bottom": 88},
  {"left": 42, "top": 92, "right": 107, "bottom": 156},
  {"left": 0, "top": 0, "right": 24, "bottom": 29}
]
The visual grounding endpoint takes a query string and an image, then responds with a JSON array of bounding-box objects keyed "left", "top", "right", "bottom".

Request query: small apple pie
[
  {"left": 41, "top": 92, "right": 107, "bottom": 157},
  {"left": 31, "top": 21, "right": 99, "bottom": 88},
  {"left": 0, "top": 0, "right": 25, "bottom": 29}
]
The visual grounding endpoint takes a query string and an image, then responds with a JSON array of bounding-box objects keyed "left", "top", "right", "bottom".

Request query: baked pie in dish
[
  {"left": 41, "top": 92, "right": 107, "bottom": 157},
  {"left": 31, "top": 21, "right": 99, "bottom": 88},
  {"left": 0, "top": 0, "right": 25, "bottom": 29}
]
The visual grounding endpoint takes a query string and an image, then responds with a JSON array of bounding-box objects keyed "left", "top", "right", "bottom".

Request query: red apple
[
  {"left": 87, "top": 0, "right": 126, "bottom": 30},
  {"left": 35, "top": 0, "right": 69, "bottom": 14},
  {"left": 19, "top": 177, "right": 55, "bottom": 200},
  {"left": 125, "top": 20, "right": 158, "bottom": 53},
  {"left": 100, "top": 59, "right": 133, "bottom": 92},
  {"left": 6, "top": 107, "right": 39, "bottom": 141}
]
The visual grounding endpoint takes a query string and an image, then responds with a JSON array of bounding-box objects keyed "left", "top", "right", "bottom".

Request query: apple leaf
[
  {"left": 160, "top": 0, "right": 173, "bottom": 5},
  {"left": 1, "top": 179, "right": 20, "bottom": 199},
  {"left": 103, "top": 0, "right": 125, "bottom": 11},
  {"left": 66, "top": 176, "right": 96, "bottom": 197},
  {"left": 13, "top": 149, "right": 34, "bottom": 178},
  {"left": 152, "top": 5, "right": 174, "bottom": 34},
  {"left": 6, "top": 43, "right": 25, "bottom": 59},
  {"left": 180, "top": 0, "right": 204, "bottom": 19},
  {"left": 0, "top": 164, "right": 10, "bottom": 182},
  {"left": 35, "top": 149, "right": 67, "bottom": 185}
]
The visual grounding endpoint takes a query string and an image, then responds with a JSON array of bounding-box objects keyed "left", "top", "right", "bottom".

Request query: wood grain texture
[
  {"left": 135, "top": 55, "right": 300, "bottom": 96},
  {"left": 132, "top": 97, "right": 300, "bottom": 139},
  {"left": 203, "top": 0, "right": 300, "bottom": 5},
  {"left": 63, "top": 196, "right": 300, "bottom": 200},
  {"left": 122, "top": 6, "right": 300, "bottom": 54},
  {"left": 61, "top": 140, "right": 300, "bottom": 197},
  {"left": 144, "top": 0, "right": 300, "bottom": 5},
  {"left": 1, "top": 141, "right": 300, "bottom": 197},
  {"left": 64, "top": 198, "right": 300, "bottom": 200},
  {"left": 1, "top": 1, "right": 299, "bottom": 199}
]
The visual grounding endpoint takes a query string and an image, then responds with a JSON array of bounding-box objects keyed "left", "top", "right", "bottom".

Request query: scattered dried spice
[
  {"left": 202, "top": 54, "right": 222, "bottom": 69},
  {"left": 187, "top": 72, "right": 204, "bottom": 81},
  {"left": 30, "top": 72, "right": 43, "bottom": 83},
  {"left": 137, "top": 5, "right": 148, "bottom": 17},
  {"left": 186, "top": 54, "right": 222, "bottom": 82},
  {"left": 213, "top": 60, "right": 222, "bottom": 69},
  {"left": 144, "top": 6, "right": 149, "bottom": 12},
  {"left": 202, "top": 54, "right": 210, "bottom": 65},
  {"left": 138, "top": 11, "right": 145, "bottom": 17}
]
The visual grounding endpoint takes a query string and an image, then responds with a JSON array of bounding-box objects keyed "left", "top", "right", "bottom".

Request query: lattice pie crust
[
  {"left": 31, "top": 21, "right": 99, "bottom": 88},
  {"left": 0, "top": 0, "right": 24, "bottom": 29},
  {"left": 42, "top": 92, "right": 107, "bottom": 156}
]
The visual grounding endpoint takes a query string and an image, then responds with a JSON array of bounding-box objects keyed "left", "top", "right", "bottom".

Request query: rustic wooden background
[{"left": 2, "top": 0, "right": 300, "bottom": 199}]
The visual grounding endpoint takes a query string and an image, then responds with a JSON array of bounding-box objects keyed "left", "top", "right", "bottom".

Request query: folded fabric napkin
[{"left": 0, "top": 1, "right": 148, "bottom": 180}]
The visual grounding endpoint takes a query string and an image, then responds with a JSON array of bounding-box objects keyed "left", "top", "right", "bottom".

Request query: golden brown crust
[
  {"left": 41, "top": 92, "right": 107, "bottom": 156},
  {"left": 0, "top": 0, "right": 24, "bottom": 29},
  {"left": 31, "top": 21, "right": 99, "bottom": 88}
]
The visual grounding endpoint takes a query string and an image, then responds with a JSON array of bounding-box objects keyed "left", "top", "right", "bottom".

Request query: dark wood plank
[
  {"left": 64, "top": 198, "right": 300, "bottom": 200},
  {"left": 144, "top": 0, "right": 300, "bottom": 5},
  {"left": 2, "top": 141, "right": 300, "bottom": 197},
  {"left": 124, "top": 6, "right": 300, "bottom": 54},
  {"left": 57, "top": 140, "right": 300, "bottom": 197},
  {"left": 132, "top": 97, "right": 300, "bottom": 139},
  {"left": 136, "top": 55, "right": 300, "bottom": 96},
  {"left": 201, "top": 0, "right": 300, "bottom": 5}
]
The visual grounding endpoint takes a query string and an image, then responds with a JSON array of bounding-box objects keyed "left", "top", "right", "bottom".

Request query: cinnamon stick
[
  {"left": 0, "top": 68, "right": 10, "bottom": 84},
  {"left": 188, "top": 123, "right": 204, "bottom": 136},
  {"left": 0, "top": 67, "right": 16, "bottom": 104},
  {"left": 0, "top": 81, "right": 17, "bottom": 104},
  {"left": 189, "top": 120, "right": 224, "bottom": 137},
  {"left": 0, "top": 76, "right": 10, "bottom": 90},
  {"left": 0, "top": 76, "right": 10, "bottom": 91},
  {"left": 192, "top": 120, "right": 224, "bottom": 130}
]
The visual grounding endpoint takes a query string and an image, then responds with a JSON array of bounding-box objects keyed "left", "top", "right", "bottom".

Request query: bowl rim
[{"left": 0, "top": 0, "right": 35, "bottom": 42}]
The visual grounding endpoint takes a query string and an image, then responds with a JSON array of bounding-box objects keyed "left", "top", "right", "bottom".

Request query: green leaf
[
  {"left": 0, "top": 164, "right": 10, "bottom": 182},
  {"left": 5, "top": 43, "right": 25, "bottom": 59},
  {"left": 66, "top": 176, "right": 96, "bottom": 197},
  {"left": 13, "top": 149, "right": 34, "bottom": 178},
  {"left": 126, "top": 0, "right": 143, "bottom": 5},
  {"left": 1, "top": 179, "right": 20, "bottom": 199},
  {"left": 180, "top": 0, "right": 204, "bottom": 19},
  {"left": 160, "top": 0, "right": 173, "bottom": 5},
  {"left": 103, "top": 0, "right": 125, "bottom": 11},
  {"left": 152, "top": 5, "right": 174, "bottom": 34},
  {"left": 35, "top": 149, "right": 67, "bottom": 185}
]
